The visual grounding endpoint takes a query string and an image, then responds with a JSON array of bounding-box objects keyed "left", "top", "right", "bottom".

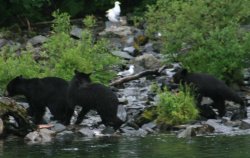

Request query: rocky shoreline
[{"left": 1, "top": 17, "right": 250, "bottom": 144}]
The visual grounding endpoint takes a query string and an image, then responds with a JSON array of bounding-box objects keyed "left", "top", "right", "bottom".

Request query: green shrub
[
  {"left": 156, "top": 86, "right": 198, "bottom": 126},
  {"left": 146, "top": 0, "right": 250, "bottom": 84},
  {"left": 0, "top": 12, "right": 120, "bottom": 93}
]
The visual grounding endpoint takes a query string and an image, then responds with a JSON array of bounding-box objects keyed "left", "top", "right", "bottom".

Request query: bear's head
[
  {"left": 4, "top": 75, "right": 24, "bottom": 97},
  {"left": 173, "top": 68, "right": 188, "bottom": 84},
  {"left": 73, "top": 70, "right": 92, "bottom": 87}
]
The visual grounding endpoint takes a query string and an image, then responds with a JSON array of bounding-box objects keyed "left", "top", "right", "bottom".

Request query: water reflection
[{"left": 1, "top": 134, "right": 250, "bottom": 158}]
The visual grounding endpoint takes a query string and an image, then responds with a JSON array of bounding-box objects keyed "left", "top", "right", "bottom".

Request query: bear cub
[
  {"left": 173, "top": 68, "right": 247, "bottom": 120},
  {"left": 5, "top": 76, "right": 73, "bottom": 125},
  {"left": 67, "top": 70, "right": 124, "bottom": 130}
]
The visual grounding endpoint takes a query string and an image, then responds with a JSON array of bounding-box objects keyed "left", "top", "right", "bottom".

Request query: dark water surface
[{"left": 1, "top": 134, "right": 250, "bottom": 158}]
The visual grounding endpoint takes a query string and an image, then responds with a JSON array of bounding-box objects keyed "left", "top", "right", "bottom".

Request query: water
[{"left": 1, "top": 134, "right": 250, "bottom": 158}]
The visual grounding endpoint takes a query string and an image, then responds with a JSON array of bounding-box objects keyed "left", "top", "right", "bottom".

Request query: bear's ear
[
  {"left": 181, "top": 69, "right": 188, "bottom": 76},
  {"left": 17, "top": 75, "right": 23, "bottom": 79},
  {"left": 74, "top": 69, "right": 80, "bottom": 75}
]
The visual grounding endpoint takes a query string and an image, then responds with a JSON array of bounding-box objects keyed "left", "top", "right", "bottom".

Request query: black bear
[
  {"left": 5, "top": 76, "right": 73, "bottom": 125},
  {"left": 173, "top": 68, "right": 247, "bottom": 119},
  {"left": 67, "top": 70, "right": 124, "bottom": 129}
]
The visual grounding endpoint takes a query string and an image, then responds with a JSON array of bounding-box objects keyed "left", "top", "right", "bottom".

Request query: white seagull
[
  {"left": 113, "top": 1, "right": 121, "bottom": 17},
  {"left": 106, "top": 9, "right": 119, "bottom": 23},
  {"left": 106, "top": 1, "right": 121, "bottom": 26},
  {"left": 117, "top": 65, "right": 135, "bottom": 77}
]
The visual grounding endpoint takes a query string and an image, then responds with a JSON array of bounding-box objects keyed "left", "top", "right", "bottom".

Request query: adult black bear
[
  {"left": 5, "top": 76, "right": 73, "bottom": 125},
  {"left": 173, "top": 68, "right": 247, "bottom": 120},
  {"left": 67, "top": 70, "right": 124, "bottom": 130}
]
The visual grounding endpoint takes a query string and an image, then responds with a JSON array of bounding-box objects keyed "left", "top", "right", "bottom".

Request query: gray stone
[
  {"left": 39, "top": 129, "right": 56, "bottom": 142},
  {"left": 25, "top": 129, "right": 55, "bottom": 144},
  {"left": 131, "top": 54, "right": 162, "bottom": 69},
  {"left": 51, "top": 123, "right": 66, "bottom": 132},
  {"left": 117, "top": 105, "right": 127, "bottom": 122},
  {"left": 99, "top": 26, "right": 132, "bottom": 37},
  {"left": 240, "top": 119, "right": 250, "bottom": 129},
  {"left": 27, "top": 35, "right": 47, "bottom": 46},
  {"left": 205, "top": 119, "right": 232, "bottom": 134},
  {"left": 177, "top": 124, "right": 214, "bottom": 138},
  {"left": 141, "top": 122, "right": 157, "bottom": 133},
  {"left": 123, "top": 46, "right": 136, "bottom": 54},
  {"left": 121, "top": 126, "right": 148, "bottom": 137},
  {"left": 125, "top": 36, "right": 134, "bottom": 46},
  {"left": 78, "top": 127, "right": 95, "bottom": 137},
  {"left": 111, "top": 50, "right": 134, "bottom": 59},
  {"left": 70, "top": 26, "right": 83, "bottom": 39},
  {"left": 55, "top": 131, "right": 74, "bottom": 142}
]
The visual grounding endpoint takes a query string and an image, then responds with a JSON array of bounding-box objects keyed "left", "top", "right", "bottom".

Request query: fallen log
[
  {"left": 0, "top": 97, "right": 35, "bottom": 138},
  {"left": 110, "top": 65, "right": 167, "bottom": 86}
]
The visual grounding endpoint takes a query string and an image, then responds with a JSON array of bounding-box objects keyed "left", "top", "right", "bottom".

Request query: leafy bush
[
  {"left": 0, "top": 12, "right": 119, "bottom": 93},
  {"left": 156, "top": 86, "right": 198, "bottom": 126},
  {"left": 146, "top": 0, "right": 250, "bottom": 84}
]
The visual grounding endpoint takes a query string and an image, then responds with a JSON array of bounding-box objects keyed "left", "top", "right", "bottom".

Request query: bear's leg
[
  {"left": 63, "top": 108, "right": 74, "bottom": 125},
  {"left": 75, "top": 106, "right": 90, "bottom": 125},
  {"left": 33, "top": 105, "right": 46, "bottom": 124},
  {"left": 213, "top": 99, "right": 225, "bottom": 117}
]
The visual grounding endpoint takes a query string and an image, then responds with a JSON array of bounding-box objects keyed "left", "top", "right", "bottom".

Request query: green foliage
[
  {"left": 0, "top": 12, "right": 119, "bottom": 93},
  {"left": 146, "top": 0, "right": 250, "bottom": 84},
  {"left": 156, "top": 86, "right": 198, "bottom": 126}
]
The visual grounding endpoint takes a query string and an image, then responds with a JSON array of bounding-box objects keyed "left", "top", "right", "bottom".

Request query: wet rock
[
  {"left": 117, "top": 105, "right": 127, "bottom": 122},
  {"left": 205, "top": 119, "right": 232, "bottom": 134},
  {"left": 111, "top": 50, "right": 134, "bottom": 59},
  {"left": 240, "top": 119, "right": 250, "bottom": 129},
  {"left": 141, "top": 122, "right": 157, "bottom": 133},
  {"left": 125, "top": 36, "right": 134, "bottom": 46},
  {"left": 177, "top": 124, "right": 214, "bottom": 138},
  {"left": 120, "top": 126, "right": 148, "bottom": 137},
  {"left": 102, "top": 126, "right": 115, "bottom": 135},
  {"left": 70, "top": 26, "right": 83, "bottom": 39},
  {"left": 51, "top": 123, "right": 66, "bottom": 132},
  {"left": 55, "top": 130, "right": 74, "bottom": 142},
  {"left": 131, "top": 54, "right": 162, "bottom": 69},
  {"left": 123, "top": 46, "right": 136, "bottom": 55},
  {"left": 25, "top": 129, "right": 56, "bottom": 144},
  {"left": 78, "top": 127, "right": 95, "bottom": 137},
  {"left": 27, "top": 35, "right": 47, "bottom": 46}
]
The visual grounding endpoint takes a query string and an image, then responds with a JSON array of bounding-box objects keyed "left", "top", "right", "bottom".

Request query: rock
[
  {"left": 121, "top": 126, "right": 148, "bottom": 137},
  {"left": 51, "top": 123, "right": 66, "bottom": 132},
  {"left": 25, "top": 129, "right": 55, "bottom": 144},
  {"left": 39, "top": 129, "right": 56, "bottom": 142},
  {"left": 131, "top": 54, "right": 162, "bottom": 69},
  {"left": 78, "top": 127, "right": 95, "bottom": 137},
  {"left": 117, "top": 105, "right": 127, "bottom": 122},
  {"left": 111, "top": 50, "right": 134, "bottom": 59},
  {"left": 55, "top": 131, "right": 74, "bottom": 142},
  {"left": 123, "top": 46, "right": 136, "bottom": 54},
  {"left": 205, "top": 119, "right": 232, "bottom": 134},
  {"left": 125, "top": 36, "right": 134, "bottom": 46},
  {"left": 99, "top": 26, "right": 133, "bottom": 37},
  {"left": 25, "top": 131, "right": 42, "bottom": 143},
  {"left": 240, "top": 119, "right": 250, "bottom": 129},
  {"left": 143, "top": 43, "right": 154, "bottom": 53},
  {"left": 177, "top": 124, "right": 214, "bottom": 138},
  {"left": 141, "top": 122, "right": 157, "bottom": 133},
  {"left": 102, "top": 126, "right": 115, "bottom": 135},
  {"left": 0, "top": 39, "right": 8, "bottom": 48},
  {"left": 27, "top": 35, "right": 47, "bottom": 46},
  {"left": 70, "top": 26, "right": 83, "bottom": 39}
]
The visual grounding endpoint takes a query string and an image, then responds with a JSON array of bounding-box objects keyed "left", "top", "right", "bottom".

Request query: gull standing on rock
[
  {"left": 106, "top": 1, "right": 121, "bottom": 27},
  {"left": 117, "top": 65, "right": 135, "bottom": 77}
]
